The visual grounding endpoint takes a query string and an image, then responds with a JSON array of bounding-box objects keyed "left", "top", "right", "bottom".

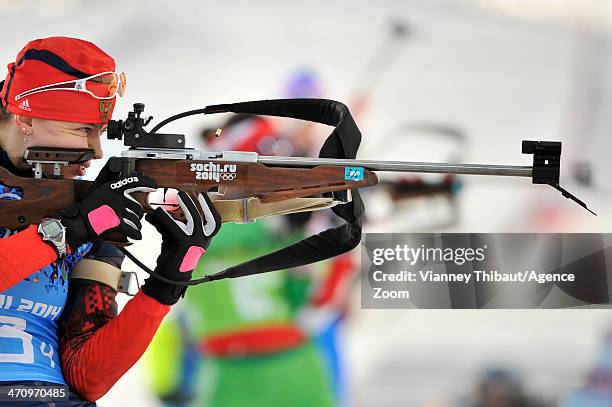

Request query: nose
[{"left": 88, "top": 134, "right": 104, "bottom": 159}]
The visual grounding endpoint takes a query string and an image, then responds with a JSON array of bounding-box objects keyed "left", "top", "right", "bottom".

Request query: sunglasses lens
[{"left": 86, "top": 72, "right": 124, "bottom": 98}]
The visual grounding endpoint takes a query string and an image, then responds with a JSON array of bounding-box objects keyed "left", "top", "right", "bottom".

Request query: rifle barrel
[{"left": 256, "top": 156, "right": 533, "bottom": 178}]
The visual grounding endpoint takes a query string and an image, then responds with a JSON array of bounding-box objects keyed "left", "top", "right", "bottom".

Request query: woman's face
[{"left": 30, "top": 118, "right": 105, "bottom": 179}]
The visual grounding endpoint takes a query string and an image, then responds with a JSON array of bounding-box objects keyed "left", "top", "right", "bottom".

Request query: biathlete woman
[{"left": 0, "top": 36, "right": 220, "bottom": 406}]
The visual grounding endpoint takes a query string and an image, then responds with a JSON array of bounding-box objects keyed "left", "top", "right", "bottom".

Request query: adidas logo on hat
[{"left": 18, "top": 99, "right": 31, "bottom": 112}]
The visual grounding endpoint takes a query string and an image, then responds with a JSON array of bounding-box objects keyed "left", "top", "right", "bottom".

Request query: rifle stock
[
  {"left": 135, "top": 159, "right": 378, "bottom": 202},
  {"left": 0, "top": 166, "right": 79, "bottom": 230},
  {"left": 0, "top": 160, "right": 378, "bottom": 231}
]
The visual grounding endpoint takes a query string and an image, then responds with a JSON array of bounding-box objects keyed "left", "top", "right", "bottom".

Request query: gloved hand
[
  {"left": 59, "top": 173, "right": 157, "bottom": 251},
  {"left": 142, "top": 191, "right": 221, "bottom": 305}
]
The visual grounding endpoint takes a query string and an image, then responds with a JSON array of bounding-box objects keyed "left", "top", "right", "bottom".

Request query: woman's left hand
[{"left": 142, "top": 191, "right": 221, "bottom": 305}]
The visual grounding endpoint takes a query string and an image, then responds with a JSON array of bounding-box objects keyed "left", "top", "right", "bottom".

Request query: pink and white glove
[
  {"left": 59, "top": 173, "right": 157, "bottom": 250},
  {"left": 143, "top": 191, "right": 221, "bottom": 305}
]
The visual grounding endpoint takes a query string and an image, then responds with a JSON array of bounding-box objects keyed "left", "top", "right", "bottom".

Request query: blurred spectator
[
  {"left": 457, "top": 367, "right": 551, "bottom": 407},
  {"left": 561, "top": 326, "right": 612, "bottom": 406}
]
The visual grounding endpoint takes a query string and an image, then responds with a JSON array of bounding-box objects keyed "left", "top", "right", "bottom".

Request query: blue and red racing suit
[
  {"left": 0, "top": 146, "right": 172, "bottom": 404},
  {"left": 0, "top": 236, "right": 93, "bottom": 384}
]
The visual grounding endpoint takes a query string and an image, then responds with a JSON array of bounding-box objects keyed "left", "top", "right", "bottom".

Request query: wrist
[
  {"left": 141, "top": 273, "right": 190, "bottom": 306},
  {"left": 37, "top": 218, "right": 68, "bottom": 258},
  {"left": 59, "top": 204, "right": 89, "bottom": 250}
]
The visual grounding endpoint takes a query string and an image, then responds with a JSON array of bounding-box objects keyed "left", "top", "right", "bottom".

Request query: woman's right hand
[{"left": 58, "top": 173, "right": 157, "bottom": 250}]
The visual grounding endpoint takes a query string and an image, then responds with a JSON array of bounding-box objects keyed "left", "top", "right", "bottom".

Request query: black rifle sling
[{"left": 203, "top": 99, "right": 364, "bottom": 280}]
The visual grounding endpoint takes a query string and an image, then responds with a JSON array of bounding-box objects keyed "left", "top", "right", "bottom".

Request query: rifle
[{"left": 0, "top": 99, "right": 595, "bottom": 287}]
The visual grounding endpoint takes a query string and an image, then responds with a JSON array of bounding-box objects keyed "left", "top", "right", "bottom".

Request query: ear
[{"left": 14, "top": 115, "right": 33, "bottom": 133}]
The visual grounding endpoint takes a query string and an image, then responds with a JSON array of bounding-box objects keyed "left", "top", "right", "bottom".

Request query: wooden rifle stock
[{"left": 0, "top": 160, "right": 378, "bottom": 231}]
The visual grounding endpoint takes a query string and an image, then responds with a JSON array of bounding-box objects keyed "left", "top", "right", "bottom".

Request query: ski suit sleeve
[
  {"left": 0, "top": 224, "right": 58, "bottom": 291},
  {"left": 58, "top": 240, "right": 171, "bottom": 402}
]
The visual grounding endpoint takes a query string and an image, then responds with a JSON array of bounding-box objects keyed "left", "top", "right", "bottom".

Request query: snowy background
[{"left": 1, "top": 0, "right": 612, "bottom": 405}]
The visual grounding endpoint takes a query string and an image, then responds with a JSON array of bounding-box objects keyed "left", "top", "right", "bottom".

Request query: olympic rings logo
[{"left": 220, "top": 173, "right": 237, "bottom": 181}]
